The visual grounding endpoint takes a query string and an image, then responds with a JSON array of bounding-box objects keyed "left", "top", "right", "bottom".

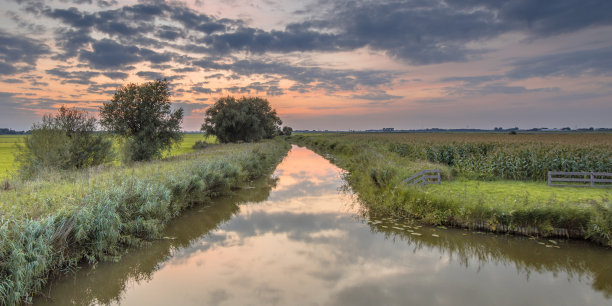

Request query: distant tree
[
  {"left": 201, "top": 97, "right": 282, "bottom": 143},
  {"left": 100, "top": 79, "right": 184, "bottom": 161},
  {"left": 16, "top": 106, "right": 113, "bottom": 177},
  {"left": 282, "top": 126, "right": 293, "bottom": 136}
]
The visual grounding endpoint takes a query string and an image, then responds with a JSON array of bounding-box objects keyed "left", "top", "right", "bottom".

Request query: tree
[
  {"left": 16, "top": 106, "right": 113, "bottom": 177},
  {"left": 201, "top": 97, "right": 282, "bottom": 143},
  {"left": 100, "top": 79, "right": 183, "bottom": 161},
  {"left": 282, "top": 126, "right": 293, "bottom": 136}
]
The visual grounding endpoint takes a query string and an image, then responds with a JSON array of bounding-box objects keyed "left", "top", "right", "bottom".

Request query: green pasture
[
  {"left": 0, "top": 135, "right": 24, "bottom": 177},
  {"left": 0, "top": 133, "right": 216, "bottom": 177}
]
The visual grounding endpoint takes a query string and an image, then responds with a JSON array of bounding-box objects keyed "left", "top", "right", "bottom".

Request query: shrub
[
  {"left": 15, "top": 106, "right": 113, "bottom": 178},
  {"left": 192, "top": 140, "right": 210, "bottom": 150}
]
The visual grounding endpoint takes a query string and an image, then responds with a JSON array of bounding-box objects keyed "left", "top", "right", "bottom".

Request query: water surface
[{"left": 36, "top": 146, "right": 612, "bottom": 305}]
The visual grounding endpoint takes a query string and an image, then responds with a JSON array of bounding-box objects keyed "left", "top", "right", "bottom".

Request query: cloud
[
  {"left": 79, "top": 39, "right": 140, "bottom": 69},
  {"left": 1, "top": 78, "right": 25, "bottom": 84},
  {"left": 446, "top": 0, "right": 612, "bottom": 37},
  {"left": 46, "top": 67, "right": 100, "bottom": 85},
  {"left": 351, "top": 91, "right": 402, "bottom": 101},
  {"left": 0, "top": 30, "right": 50, "bottom": 75},
  {"left": 444, "top": 83, "right": 560, "bottom": 96},
  {"left": 507, "top": 46, "right": 612, "bottom": 79},
  {"left": 102, "top": 71, "right": 128, "bottom": 80},
  {"left": 136, "top": 71, "right": 184, "bottom": 81},
  {"left": 193, "top": 58, "right": 397, "bottom": 93}
]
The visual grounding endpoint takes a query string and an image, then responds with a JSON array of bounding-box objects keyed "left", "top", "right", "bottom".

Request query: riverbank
[
  {"left": 289, "top": 133, "right": 612, "bottom": 246},
  {"left": 0, "top": 139, "right": 290, "bottom": 304}
]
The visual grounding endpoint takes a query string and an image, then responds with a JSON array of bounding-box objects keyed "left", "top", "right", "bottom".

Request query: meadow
[
  {"left": 290, "top": 132, "right": 612, "bottom": 245},
  {"left": 0, "top": 138, "right": 289, "bottom": 304},
  {"left": 0, "top": 133, "right": 216, "bottom": 177}
]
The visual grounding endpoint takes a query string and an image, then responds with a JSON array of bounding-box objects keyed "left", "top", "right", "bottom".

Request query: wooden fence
[
  {"left": 405, "top": 169, "right": 441, "bottom": 186},
  {"left": 548, "top": 171, "right": 612, "bottom": 188}
]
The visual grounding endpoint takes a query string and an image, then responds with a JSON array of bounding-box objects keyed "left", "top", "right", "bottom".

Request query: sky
[{"left": 0, "top": 0, "right": 611, "bottom": 131}]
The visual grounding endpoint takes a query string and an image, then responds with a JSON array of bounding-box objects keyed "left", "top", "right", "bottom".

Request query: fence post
[
  {"left": 548, "top": 171, "right": 552, "bottom": 186},
  {"left": 591, "top": 172, "right": 594, "bottom": 187}
]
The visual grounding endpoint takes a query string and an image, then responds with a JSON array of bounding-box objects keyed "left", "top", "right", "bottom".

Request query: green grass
[
  {"left": 0, "top": 135, "right": 24, "bottom": 177},
  {"left": 290, "top": 133, "right": 612, "bottom": 246},
  {"left": 430, "top": 180, "right": 611, "bottom": 206},
  {"left": 0, "top": 138, "right": 290, "bottom": 304},
  {"left": 0, "top": 134, "right": 217, "bottom": 177},
  {"left": 165, "top": 134, "right": 217, "bottom": 157}
]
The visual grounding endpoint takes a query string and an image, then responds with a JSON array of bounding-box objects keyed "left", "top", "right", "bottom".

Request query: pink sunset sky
[{"left": 0, "top": 0, "right": 611, "bottom": 131}]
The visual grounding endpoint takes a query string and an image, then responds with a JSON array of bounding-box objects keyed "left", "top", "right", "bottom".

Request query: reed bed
[{"left": 0, "top": 139, "right": 290, "bottom": 305}]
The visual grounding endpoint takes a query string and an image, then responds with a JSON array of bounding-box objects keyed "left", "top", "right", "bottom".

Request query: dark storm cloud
[{"left": 0, "top": 31, "right": 50, "bottom": 75}]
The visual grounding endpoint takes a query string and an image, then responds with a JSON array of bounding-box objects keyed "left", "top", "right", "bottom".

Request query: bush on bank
[
  {"left": 0, "top": 140, "right": 289, "bottom": 305},
  {"left": 290, "top": 134, "right": 612, "bottom": 247}
]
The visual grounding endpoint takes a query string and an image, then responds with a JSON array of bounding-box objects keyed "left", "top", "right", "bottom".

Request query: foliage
[
  {"left": 100, "top": 79, "right": 184, "bottom": 162},
  {"left": 292, "top": 133, "right": 612, "bottom": 246},
  {"left": 201, "top": 96, "right": 282, "bottom": 143},
  {"left": 0, "top": 140, "right": 290, "bottom": 304},
  {"left": 192, "top": 140, "right": 210, "bottom": 150},
  {"left": 282, "top": 126, "right": 293, "bottom": 136},
  {"left": 15, "top": 106, "right": 113, "bottom": 178}
]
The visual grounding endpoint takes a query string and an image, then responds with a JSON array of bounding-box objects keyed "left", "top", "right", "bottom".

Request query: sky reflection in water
[{"left": 36, "top": 145, "right": 611, "bottom": 306}]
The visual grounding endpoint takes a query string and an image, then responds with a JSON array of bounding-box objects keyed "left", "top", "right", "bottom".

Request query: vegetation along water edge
[
  {"left": 0, "top": 139, "right": 290, "bottom": 304},
  {"left": 289, "top": 132, "right": 612, "bottom": 247}
]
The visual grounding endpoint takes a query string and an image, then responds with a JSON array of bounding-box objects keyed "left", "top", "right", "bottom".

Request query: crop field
[
  {"left": 291, "top": 132, "right": 612, "bottom": 246},
  {"left": 316, "top": 132, "right": 612, "bottom": 181},
  {"left": 0, "top": 133, "right": 216, "bottom": 177}
]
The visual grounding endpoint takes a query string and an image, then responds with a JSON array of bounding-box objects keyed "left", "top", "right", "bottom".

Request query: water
[{"left": 36, "top": 146, "right": 612, "bottom": 305}]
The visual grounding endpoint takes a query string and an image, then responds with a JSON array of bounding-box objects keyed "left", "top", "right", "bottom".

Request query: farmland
[
  {"left": 0, "top": 133, "right": 216, "bottom": 177},
  {"left": 290, "top": 132, "right": 612, "bottom": 245}
]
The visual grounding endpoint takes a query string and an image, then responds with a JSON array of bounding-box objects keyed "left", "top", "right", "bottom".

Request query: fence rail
[
  {"left": 548, "top": 171, "right": 612, "bottom": 188},
  {"left": 405, "top": 169, "right": 441, "bottom": 186}
]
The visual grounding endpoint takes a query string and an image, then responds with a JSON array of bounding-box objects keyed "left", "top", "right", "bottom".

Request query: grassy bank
[
  {"left": 0, "top": 139, "right": 289, "bottom": 304},
  {"left": 290, "top": 133, "right": 612, "bottom": 246}
]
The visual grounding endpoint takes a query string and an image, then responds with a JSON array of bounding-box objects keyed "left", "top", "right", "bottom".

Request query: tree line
[{"left": 16, "top": 79, "right": 291, "bottom": 178}]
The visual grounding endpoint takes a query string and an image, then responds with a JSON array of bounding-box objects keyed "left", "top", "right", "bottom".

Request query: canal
[{"left": 36, "top": 145, "right": 612, "bottom": 305}]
